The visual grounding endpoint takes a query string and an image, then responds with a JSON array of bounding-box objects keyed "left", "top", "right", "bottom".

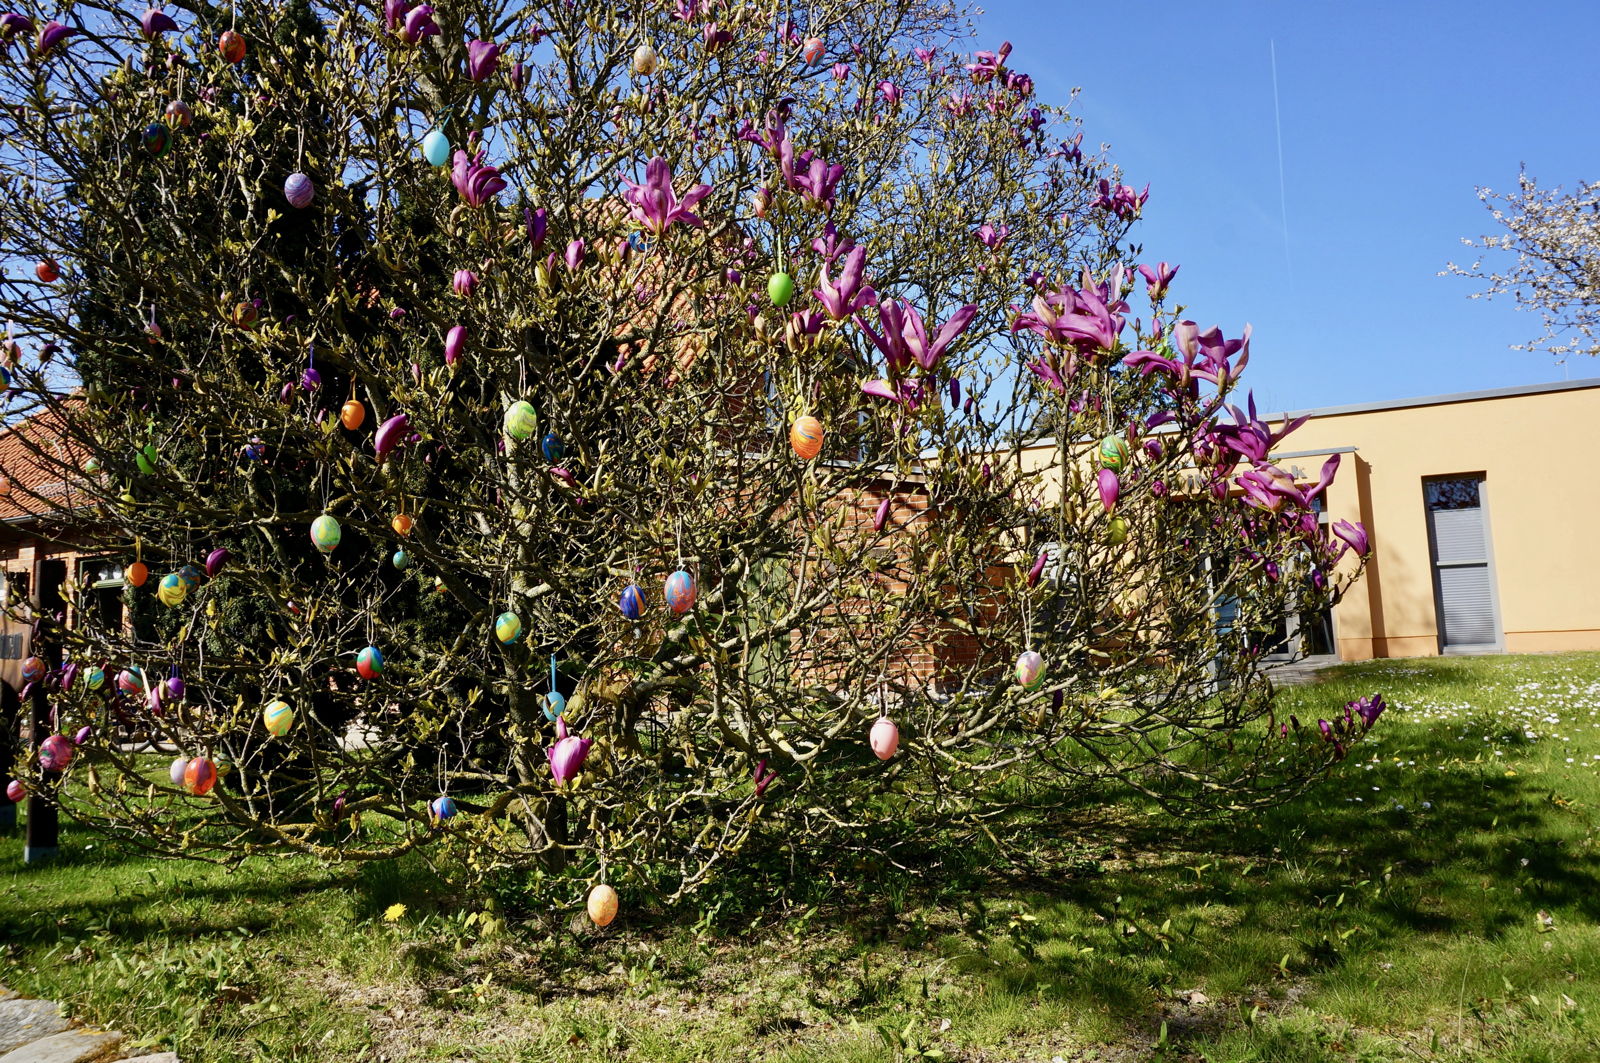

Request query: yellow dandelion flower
[{"left": 383, "top": 903, "right": 408, "bottom": 922}]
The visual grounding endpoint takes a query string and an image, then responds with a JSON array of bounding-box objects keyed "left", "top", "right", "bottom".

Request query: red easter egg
[
  {"left": 789, "top": 416, "right": 823, "bottom": 461},
  {"left": 35, "top": 259, "right": 59, "bottom": 283},
  {"left": 219, "top": 30, "right": 245, "bottom": 63},
  {"left": 184, "top": 756, "right": 217, "bottom": 796}
]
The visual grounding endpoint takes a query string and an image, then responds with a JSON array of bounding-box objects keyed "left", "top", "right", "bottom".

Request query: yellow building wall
[{"left": 1268, "top": 384, "right": 1600, "bottom": 661}]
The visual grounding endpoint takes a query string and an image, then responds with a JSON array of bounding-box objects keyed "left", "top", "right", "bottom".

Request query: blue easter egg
[
  {"left": 540, "top": 432, "right": 565, "bottom": 462},
  {"left": 543, "top": 690, "right": 567, "bottom": 721},
  {"left": 665, "top": 570, "right": 696, "bottom": 614},
  {"left": 392, "top": 549, "right": 410, "bottom": 570},
  {"left": 421, "top": 128, "right": 450, "bottom": 167},
  {"left": 619, "top": 583, "right": 645, "bottom": 620},
  {"left": 495, "top": 611, "right": 523, "bottom": 644},
  {"left": 430, "top": 795, "right": 457, "bottom": 820}
]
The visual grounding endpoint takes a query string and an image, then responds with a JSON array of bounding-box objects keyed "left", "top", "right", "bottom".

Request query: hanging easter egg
[
  {"left": 165, "top": 99, "right": 192, "bottom": 127},
  {"left": 543, "top": 690, "right": 566, "bottom": 721},
  {"left": 619, "top": 583, "right": 645, "bottom": 620},
  {"left": 1099, "top": 434, "right": 1129, "bottom": 471},
  {"left": 5, "top": 779, "right": 24, "bottom": 803},
  {"left": 166, "top": 665, "right": 185, "bottom": 700},
  {"left": 126, "top": 560, "right": 148, "bottom": 587},
  {"left": 183, "top": 756, "right": 217, "bottom": 796},
  {"left": 218, "top": 29, "right": 245, "bottom": 63},
  {"left": 39, "top": 734, "right": 74, "bottom": 771},
  {"left": 142, "top": 120, "right": 172, "bottom": 158},
  {"left": 420, "top": 127, "right": 450, "bottom": 166},
  {"left": 232, "top": 301, "right": 258, "bottom": 330},
  {"left": 391, "top": 513, "right": 414, "bottom": 536},
  {"left": 495, "top": 611, "right": 523, "bottom": 644},
  {"left": 158, "top": 572, "right": 187, "bottom": 606},
  {"left": 503, "top": 400, "right": 537, "bottom": 440},
  {"left": 789, "top": 416, "right": 824, "bottom": 460},
  {"left": 430, "top": 795, "right": 457, "bottom": 820},
  {"left": 116, "top": 667, "right": 143, "bottom": 695},
  {"left": 135, "top": 442, "right": 158, "bottom": 474},
  {"left": 86, "top": 667, "right": 105, "bottom": 691},
  {"left": 215, "top": 759, "right": 234, "bottom": 778},
  {"left": 84, "top": 456, "right": 101, "bottom": 475},
  {"left": 1014, "top": 650, "right": 1046, "bottom": 691},
  {"left": 242, "top": 437, "right": 266, "bottom": 461},
  {"left": 357, "top": 645, "right": 384, "bottom": 679},
  {"left": 340, "top": 398, "right": 365, "bottom": 430},
  {"left": 35, "top": 259, "right": 59, "bottom": 283},
  {"left": 283, "top": 172, "right": 315, "bottom": 208},
  {"left": 540, "top": 432, "right": 565, "bottom": 462},
  {"left": 262, "top": 699, "right": 294, "bottom": 737},
  {"left": 767, "top": 271, "right": 794, "bottom": 307},
  {"left": 204, "top": 547, "right": 230, "bottom": 579},
  {"left": 310, "top": 514, "right": 341, "bottom": 554},
  {"left": 802, "top": 36, "right": 825, "bottom": 63},
  {"left": 664, "top": 570, "right": 696, "bottom": 614},
  {"left": 391, "top": 549, "right": 410, "bottom": 570},
  {"left": 631, "top": 42, "right": 657, "bottom": 75},
  {"left": 1107, "top": 516, "right": 1129, "bottom": 546},
  {"left": 587, "top": 883, "right": 619, "bottom": 927},
  {"left": 177, "top": 564, "right": 202, "bottom": 590},
  {"left": 870, "top": 716, "right": 900, "bottom": 760},
  {"left": 20, "top": 656, "right": 46, "bottom": 684},
  {"left": 168, "top": 757, "right": 189, "bottom": 785}
]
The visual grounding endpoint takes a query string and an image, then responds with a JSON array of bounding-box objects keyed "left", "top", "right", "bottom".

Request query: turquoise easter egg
[
  {"left": 310, "top": 514, "right": 341, "bottom": 554},
  {"left": 421, "top": 128, "right": 450, "bottom": 167},
  {"left": 495, "top": 611, "right": 523, "bottom": 644},
  {"left": 543, "top": 690, "right": 567, "bottom": 721},
  {"left": 392, "top": 549, "right": 410, "bottom": 570},
  {"left": 503, "top": 400, "right": 537, "bottom": 440}
]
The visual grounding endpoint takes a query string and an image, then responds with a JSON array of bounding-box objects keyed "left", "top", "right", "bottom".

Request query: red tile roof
[{"left": 0, "top": 400, "right": 91, "bottom": 523}]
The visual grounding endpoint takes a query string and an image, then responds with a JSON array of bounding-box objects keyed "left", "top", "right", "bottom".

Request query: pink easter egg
[{"left": 870, "top": 716, "right": 899, "bottom": 760}]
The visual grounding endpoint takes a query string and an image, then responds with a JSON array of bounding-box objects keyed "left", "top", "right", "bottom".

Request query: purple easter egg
[
  {"left": 39, "top": 734, "right": 74, "bottom": 771},
  {"left": 284, "top": 172, "right": 315, "bottom": 208},
  {"left": 205, "top": 547, "right": 230, "bottom": 579}
]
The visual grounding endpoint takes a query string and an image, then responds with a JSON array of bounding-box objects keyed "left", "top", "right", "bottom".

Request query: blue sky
[{"left": 978, "top": 0, "right": 1600, "bottom": 413}]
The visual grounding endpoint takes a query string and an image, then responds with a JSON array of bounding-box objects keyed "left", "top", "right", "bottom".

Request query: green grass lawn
[{"left": 7, "top": 652, "right": 1600, "bottom": 1062}]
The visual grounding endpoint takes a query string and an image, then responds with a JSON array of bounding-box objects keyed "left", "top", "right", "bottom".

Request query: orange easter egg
[
  {"left": 789, "top": 416, "right": 823, "bottom": 461},
  {"left": 340, "top": 399, "right": 365, "bottom": 430}
]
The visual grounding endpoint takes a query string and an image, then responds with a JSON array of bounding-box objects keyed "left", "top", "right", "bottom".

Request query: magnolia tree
[
  {"left": 1446, "top": 167, "right": 1600, "bottom": 360},
  {"left": 0, "top": 0, "right": 1378, "bottom": 907}
]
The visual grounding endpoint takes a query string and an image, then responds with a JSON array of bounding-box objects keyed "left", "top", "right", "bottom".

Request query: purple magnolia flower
[
  {"left": 975, "top": 222, "right": 1009, "bottom": 250},
  {"left": 450, "top": 149, "right": 507, "bottom": 207},
  {"left": 702, "top": 23, "right": 732, "bottom": 52},
  {"left": 400, "top": 4, "right": 437, "bottom": 43},
  {"left": 510, "top": 60, "right": 527, "bottom": 91},
  {"left": 0, "top": 13, "right": 34, "bottom": 40},
  {"left": 1006, "top": 71, "right": 1034, "bottom": 97},
  {"left": 944, "top": 91, "right": 973, "bottom": 117},
  {"left": 1332, "top": 519, "right": 1370, "bottom": 558},
  {"left": 873, "top": 496, "right": 892, "bottom": 532},
  {"left": 811, "top": 221, "right": 854, "bottom": 264},
  {"left": 546, "top": 717, "right": 593, "bottom": 786},
  {"left": 1026, "top": 356, "right": 1064, "bottom": 394},
  {"left": 452, "top": 269, "right": 478, "bottom": 297},
  {"left": 1092, "top": 179, "right": 1150, "bottom": 218},
  {"left": 564, "top": 238, "right": 585, "bottom": 271},
  {"left": 856, "top": 298, "right": 978, "bottom": 374},
  {"left": 859, "top": 376, "right": 926, "bottom": 412},
  {"left": 1026, "top": 551, "right": 1048, "bottom": 587},
  {"left": 791, "top": 152, "right": 846, "bottom": 210},
  {"left": 832, "top": 62, "right": 850, "bottom": 80},
  {"left": 36, "top": 20, "right": 76, "bottom": 53},
  {"left": 525, "top": 206, "right": 547, "bottom": 248},
  {"left": 444, "top": 325, "right": 466, "bottom": 365},
  {"left": 466, "top": 39, "right": 500, "bottom": 82},
  {"left": 1012, "top": 274, "right": 1127, "bottom": 357},
  {"left": 1097, "top": 468, "right": 1119, "bottom": 513},
  {"left": 621, "top": 156, "right": 712, "bottom": 236},
  {"left": 140, "top": 8, "right": 178, "bottom": 38},
  {"left": 814, "top": 245, "right": 876, "bottom": 320},
  {"left": 1318, "top": 718, "right": 1334, "bottom": 742},
  {"left": 753, "top": 759, "right": 777, "bottom": 797},
  {"left": 1137, "top": 261, "right": 1179, "bottom": 301},
  {"left": 383, "top": 0, "right": 408, "bottom": 26},
  {"left": 965, "top": 41, "right": 1011, "bottom": 83},
  {"left": 1350, "top": 694, "right": 1386, "bottom": 729},
  {"left": 914, "top": 46, "right": 936, "bottom": 65},
  {"left": 878, "top": 80, "right": 903, "bottom": 110}
]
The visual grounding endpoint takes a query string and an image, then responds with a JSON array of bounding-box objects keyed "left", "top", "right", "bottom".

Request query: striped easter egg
[
  {"left": 789, "top": 416, "right": 824, "bottom": 460},
  {"left": 87, "top": 667, "right": 106, "bottom": 691},
  {"left": 158, "top": 572, "right": 187, "bottom": 606},
  {"left": 430, "top": 795, "right": 457, "bottom": 820},
  {"left": 619, "top": 584, "right": 646, "bottom": 620},
  {"left": 116, "top": 667, "right": 143, "bottom": 695},
  {"left": 664, "top": 570, "right": 696, "bottom": 614},
  {"left": 1099, "top": 434, "right": 1130, "bottom": 471},
  {"left": 495, "top": 611, "right": 523, "bottom": 644},
  {"left": 38, "top": 734, "right": 74, "bottom": 771},
  {"left": 503, "top": 400, "right": 538, "bottom": 440},
  {"left": 20, "top": 656, "right": 46, "bottom": 684},
  {"left": 184, "top": 756, "right": 217, "bottom": 796},
  {"left": 262, "top": 699, "right": 294, "bottom": 737}
]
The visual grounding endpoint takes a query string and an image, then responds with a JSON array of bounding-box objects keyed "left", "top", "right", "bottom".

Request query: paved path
[{"left": 0, "top": 987, "right": 177, "bottom": 1063}]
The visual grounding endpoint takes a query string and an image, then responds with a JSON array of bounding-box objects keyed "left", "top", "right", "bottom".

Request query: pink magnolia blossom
[
  {"left": 450, "top": 149, "right": 506, "bottom": 207},
  {"left": 620, "top": 156, "right": 713, "bottom": 236}
]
